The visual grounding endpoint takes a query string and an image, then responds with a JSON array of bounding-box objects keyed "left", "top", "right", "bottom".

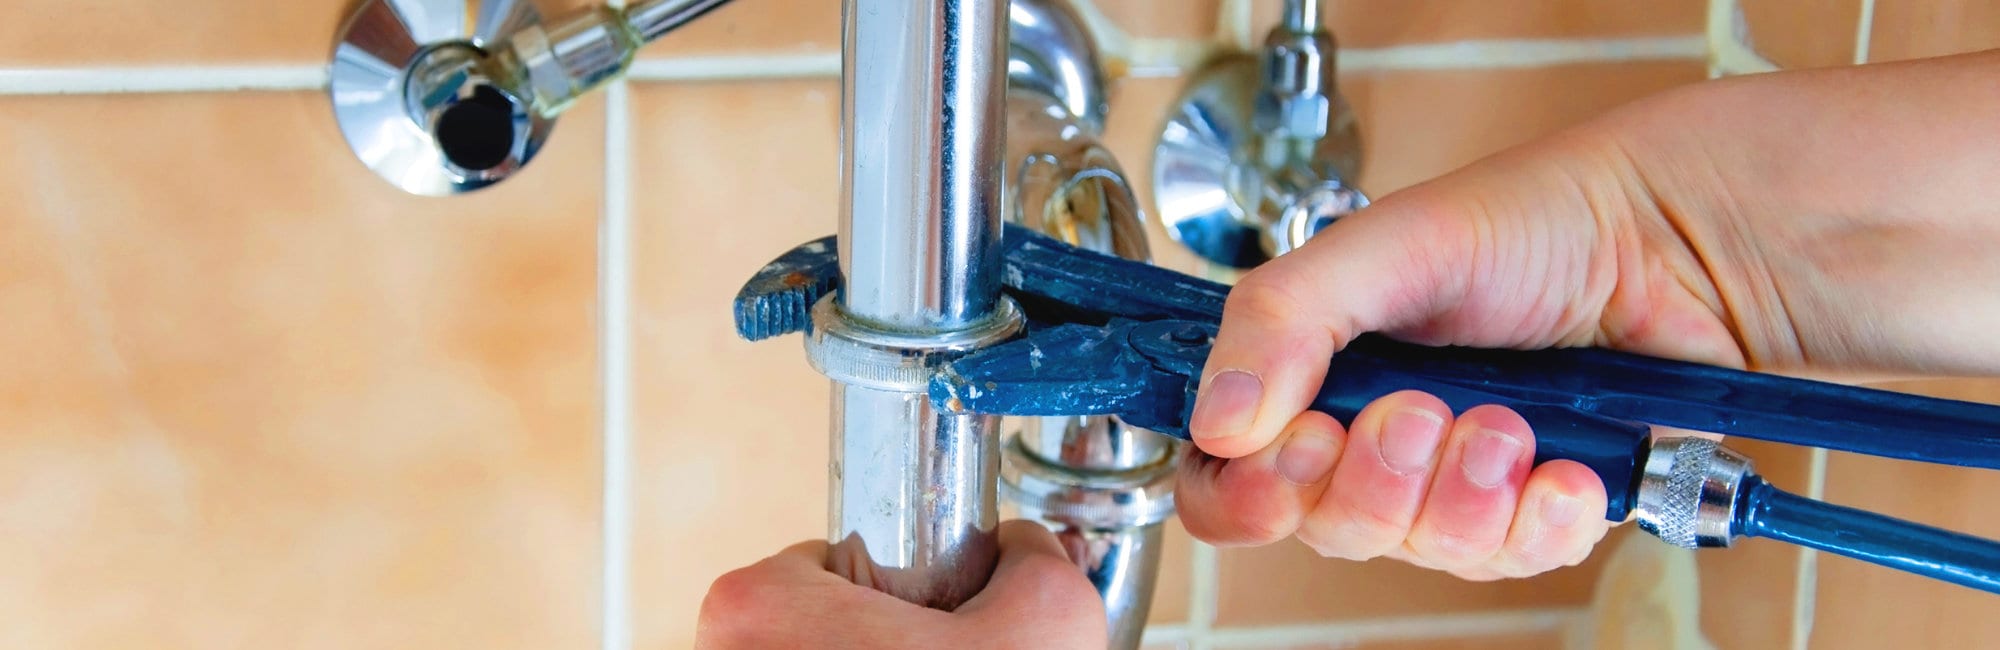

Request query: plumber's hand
[
  {"left": 1176, "top": 50, "right": 2000, "bottom": 580},
  {"left": 695, "top": 520, "right": 1106, "bottom": 649}
]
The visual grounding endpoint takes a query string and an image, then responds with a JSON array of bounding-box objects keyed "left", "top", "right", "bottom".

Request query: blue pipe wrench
[{"left": 734, "top": 224, "right": 2000, "bottom": 595}]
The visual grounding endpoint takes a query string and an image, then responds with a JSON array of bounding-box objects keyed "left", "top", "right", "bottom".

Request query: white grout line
[
  {"left": 1200, "top": 608, "right": 1585, "bottom": 649},
  {"left": 0, "top": 34, "right": 1712, "bottom": 97},
  {"left": 1187, "top": 542, "right": 1219, "bottom": 649},
  {"left": 626, "top": 53, "right": 840, "bottom": 82},
  {"left": 1141, "top": 623, "right": 1192, "bottom": 647},
  {"left": 1706, "top": 0, "right": 1781, "bottom": 75},
  {"left": 1216, "top": 0, "right": 1256, "bottom": 51},
  {"left": 1340, "top": 35, "right": 1708, "bottom": 72},
  {"left": 599, "top": 78, "right": 635, "bottom": 650},
  {"left": 1852, "top": 0, "right": 1878, "bottom": 65},
  {"left": 0, "top": 65, "right": 326, "bottom": 94}
]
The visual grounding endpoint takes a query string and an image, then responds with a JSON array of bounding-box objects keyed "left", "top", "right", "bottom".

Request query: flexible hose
[{"left": 1736, "top": 477, "right": 2000, "bottom": 595}]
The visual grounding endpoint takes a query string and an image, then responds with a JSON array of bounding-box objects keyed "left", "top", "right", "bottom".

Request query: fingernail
[
  {"left": 1377, "top": 408, "right": 1445, "bottom": 475},
  {"left": 1275, "top": 427, "right": 1340, "bottom": 486},
  {"left": 1190, "top": 370, "right": 1262, "bottom": 440},
  {"left": 1459, "top": 429, "right": 1524, "bottom": 488},
  {"left": 1541, "top": 492, "right": 1586, "bottom": 527}
]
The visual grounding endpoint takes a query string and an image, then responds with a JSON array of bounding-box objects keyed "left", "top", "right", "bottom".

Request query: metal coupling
[
  {"left": 1001, "top": 433, "right": 1179, "bottom": 530},
  {"left": 1252, "top": 24, "right": 1337, "bottom": 141},
  {"left": 1635, "top": 436, "right": 1753, "bottom": 549},
  {"left": 503, "top": 6, "right": 642, "bottom": 119},
  {"left": 804, "top": 295, "right": 1024, "bottom": 393}
]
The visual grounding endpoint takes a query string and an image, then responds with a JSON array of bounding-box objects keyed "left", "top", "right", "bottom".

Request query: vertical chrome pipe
[
  {"left": 840, "top": 1, "right": 1008, "bottom": 333},
  {"left": 827, "top": 0, "right": 1012, "bottom": 610}
]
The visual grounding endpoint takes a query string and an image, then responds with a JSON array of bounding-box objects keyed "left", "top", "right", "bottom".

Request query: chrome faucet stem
[
  {"left": 628, "top": 0, "right": 733, "bottom": 42},
  {"left": 1283, "top": 0, "right": 1322, "bottom": 33},
  {"left": 825, "top": 0, "right": 1013, "bottom": 610},
  {"left": 839, "top": 1, "right": 1009, "bottom": 333}
]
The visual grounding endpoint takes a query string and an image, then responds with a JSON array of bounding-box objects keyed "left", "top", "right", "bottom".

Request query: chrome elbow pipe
[{"left": 1002, "top": 106, "right": 1174, "bottom": 648}]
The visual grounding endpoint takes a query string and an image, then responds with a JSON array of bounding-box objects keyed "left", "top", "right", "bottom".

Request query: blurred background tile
[
  {"left": 1257, "top": 0, "right": 1704, "bottom": 48},
  {"left": 1738, "top": 0, "right": 1868, "bottom": 68},
  {"left": 1213, "top": 534, "right": 1618, "bottom": 625},
  {"left": 627, "top": 78, "right": 840, "bottom": 649},
  {"left": 0, "top": 92, "right": 605, "bottom": 649},
  {"left": 0, "top": 0, "right": 599, "bottom": 66},
  {"left": 1868, "top": 0, "right": 2000, "bottom": 60},
  {"left": 638, "top": 0, "right": 842, "bottom": 58}
]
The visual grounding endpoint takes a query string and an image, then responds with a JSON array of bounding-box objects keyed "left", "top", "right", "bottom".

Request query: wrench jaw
[
  {"left": 732, "top": 235, "right": 842, "bottom": 341},
  {"left": 930, "top": 320, "right": 1214, "bottom": 441}
]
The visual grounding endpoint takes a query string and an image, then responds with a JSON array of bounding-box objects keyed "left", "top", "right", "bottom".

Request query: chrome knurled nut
[
  {"left": 1635, "top": 436, "right": 1753, "bottom": 549},
  {"left": 804, "top": 294, "right": 1024, "bottom": 393},
  {"left": 999, "top": 433, "right": 1179, "bottom": 530}
]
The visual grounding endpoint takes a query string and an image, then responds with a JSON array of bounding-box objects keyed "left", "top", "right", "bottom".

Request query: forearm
[{"left": 1618, "top": 50, "right": 2000, "bottom": 374}]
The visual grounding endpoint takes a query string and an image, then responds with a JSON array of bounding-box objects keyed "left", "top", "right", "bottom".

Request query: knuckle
[
  {"left": 1408, "top": 525, "right": 1503, "bottom": 568},
  {"left": 1301, "top": 506, "right": 1408, "bottom": 560},
  {"left": 1224, "top": 274, "right": 1308, "bottom": 327},
  {"left": 696, "top": 570, "right": 771, "bottom": 646},
  {"left": 1180, "top": 461, "right": 1299, "bottom": 546},
  {"left": 1499, "top": 539, "right": 1566, "bottom": 574}
]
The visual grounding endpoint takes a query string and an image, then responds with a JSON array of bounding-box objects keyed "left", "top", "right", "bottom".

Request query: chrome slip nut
[
  {"left": 1636, "top": 436, "right": 1753, "bottom": 549},
  {"left": 803, "top": 295, "right": 1024, "bottom": 393}
]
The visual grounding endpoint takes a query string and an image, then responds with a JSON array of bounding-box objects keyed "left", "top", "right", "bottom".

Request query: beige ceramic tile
[
  {"left": 1096, "top": 0, "right": 1226, "bottom": 40},
  {"left": 0, "top": 0, "right": 597, "bottom": 66},
  {"left": 1213, "top": 530, "right": 1624, "bottom": 625},
  {"left": 639, "top": 0, "right": 843, "bottom": 58},
  {"left": 1867, "top": 0, "right": 2000, "bottom": 61},
  {"left": 1806, "top": 378, "right": 2000, "bottom": 649},
  {"left": 1695, "top": 438, "right": 1809, "bottom": 650},
  {"left": 628, "top": 78, "right": 841, "bottom": 649},
  {"left": 1344, "top": 632, "right": 1567, "bottom": 649},
  {"left": 1339, "top": 62, "right": 1707, "bottom": 196},
  {"left": 1253, "top": 0, "right": 1703, "bottom": 49},
  {"left": 1738, "top": 0, "right": 1868, "bottom": 69},
  {"left": 0, "top": 92, "right": 605, "bottom": 649},
  {"left": 1150, "top": 518, "right": 1196, "bottom": 624}
]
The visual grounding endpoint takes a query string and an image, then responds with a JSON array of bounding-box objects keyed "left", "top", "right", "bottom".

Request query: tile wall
[{"left": 0, "top": 1, "right": 1993, "bottom": 649}]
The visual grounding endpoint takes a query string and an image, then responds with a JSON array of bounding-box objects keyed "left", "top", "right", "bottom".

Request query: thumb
[
  {"left": 955, "top": 521, "right": 1107, "bottom": 645},
  {"left": 1187, "top": 196, "right": 1475, "bottom": 458}
]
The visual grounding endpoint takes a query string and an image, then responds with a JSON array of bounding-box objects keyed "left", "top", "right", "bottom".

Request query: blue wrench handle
[{"left": 1309, "top": 357, "right": 1652, "bottom": 521}]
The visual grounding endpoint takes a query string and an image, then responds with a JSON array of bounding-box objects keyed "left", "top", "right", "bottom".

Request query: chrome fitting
[
  {"left": 504, "top": 6, "right": 641, "bottom": 118},
  {"left": 1636, "top": 436, "right": 1753, "bottom": 549},
  {"left": 804, "top": 294, "right": 1024, "bottom": 393},
  {"left": 1274, "top": 180, "right": 1369, "bottom": 257},
  {"left": 1253, "top": 28, "right": 1336, "bottom": 141},
  {"left": 1001, "top": 432, "right": 1179, "bottom": 530}
]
